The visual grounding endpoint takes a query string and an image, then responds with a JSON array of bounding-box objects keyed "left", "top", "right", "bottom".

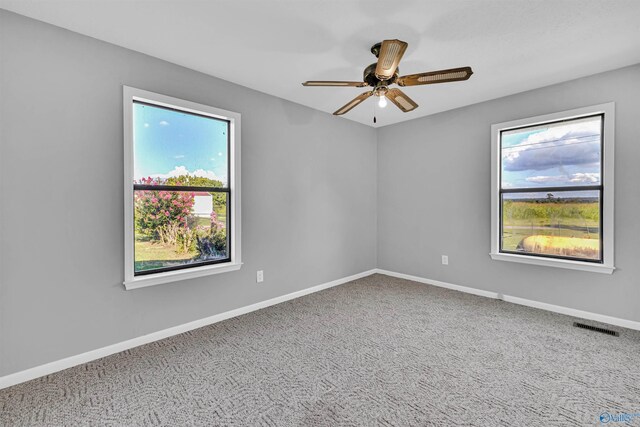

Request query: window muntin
[{"left": 499, "top": 114, "right": 604, "bottom": 263}]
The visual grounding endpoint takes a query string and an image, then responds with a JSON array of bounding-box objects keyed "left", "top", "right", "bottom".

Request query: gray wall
[
  {"left": 2, "top": 8, "right": 638, "bottom": 379},
  {"left": 0, "top": 11, "right": 377, "bottom": 376},
  {"left": 378, "top": 64, "right": 640, "bottom": 323}
]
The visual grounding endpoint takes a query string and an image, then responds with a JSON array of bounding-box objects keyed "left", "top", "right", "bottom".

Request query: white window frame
[
  {"left": 490, "top": 103, "right": 614, "bottom": 274},
  {"left": 123, "top": 86, "right": 242, "bottom": 290}
]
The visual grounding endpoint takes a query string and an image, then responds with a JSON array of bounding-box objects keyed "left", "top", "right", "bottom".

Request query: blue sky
[
  {"left": 501, "top": 116, "right": 601, "bottom": 197},
  {"left": 133, "top": 102, "right": 228, "bottom": 185}
]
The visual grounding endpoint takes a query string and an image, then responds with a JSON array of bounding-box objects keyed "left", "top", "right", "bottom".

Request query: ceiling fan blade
[
  {"left": 385, "top": 88, "right": 418, "bottom": 113},
  {"left": 397, "top": 66, "right": 473, "bottom": 87},
  {"left": 302, "top": 81, "right": 368, "bottom": 87},
  {"left": 333, "top": 91, "right": 373, "bottom": 115},
  {"left": 375, "top": 39, "right": 408, "bottom": 80}
]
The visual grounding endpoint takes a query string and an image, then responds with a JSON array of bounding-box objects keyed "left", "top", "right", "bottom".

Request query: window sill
[
  {"left": 490, "top": 252, "right": 614, "bottom": 274},
  {"left": 124, "top": 262, "right": 243, "bottom": 290}
]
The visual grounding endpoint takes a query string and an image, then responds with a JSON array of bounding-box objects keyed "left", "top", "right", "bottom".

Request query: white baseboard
[
  {"left": 4, "top": 267, "right": 636, "bottom": 389},
  {"left": 0, "top": 269, "right": 377, "bottom": 390},
  {"left": 375, "top": 268, "right": 640, "bottom": 332},
  {"left": 375, "top": 269, "right": 498, "bottom": 299}
]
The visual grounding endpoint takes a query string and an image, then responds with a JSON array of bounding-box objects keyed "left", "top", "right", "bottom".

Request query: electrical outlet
[
  {"left": 441, "top": 255, "right": 449, "bottom": 265},
  {"left": 256, "top": 270, "right": 264, "bottom": 283}
]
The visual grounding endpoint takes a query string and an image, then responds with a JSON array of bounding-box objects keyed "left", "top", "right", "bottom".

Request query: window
[
  {"left": 123, "top": 87, "right": 241, "bottom": 289},
  {"left": 490, "top": 103, "right": 614, "bottom": 274}
]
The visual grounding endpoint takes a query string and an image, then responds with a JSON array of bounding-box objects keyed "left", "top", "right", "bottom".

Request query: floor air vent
[{"left": 573, "top": 322, "right": 619, "bottom": 337}]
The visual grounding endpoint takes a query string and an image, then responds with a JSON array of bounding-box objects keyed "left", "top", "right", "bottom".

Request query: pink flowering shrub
[
  {"left": 135, "top": 175, "right": 227, "bottom": 257},
  {"left": 135, "top": 177, "right": 196, "bottom": 252}
]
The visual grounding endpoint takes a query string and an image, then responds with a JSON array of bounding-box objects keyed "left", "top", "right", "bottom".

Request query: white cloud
[
  {"left": 218, "top": 152, "right": 223, "bottom": 156},
  {"left": 191, "top": 168, "right": 221, "bottom": 181},
  {"left": 569, "top": 172, "right": 600, "bottom": 183},
  {"left": 150, "top": 166, "right": 226, "bottom": 184},
  {"left": 174, "top": 155, "right": 185, "bottom": 159},
  {"left": 159, "top": 120, "right": 169, "bottom": 126},
  {"left": 526, "top": 175, "right": 563, "bottom": 183},
  {"left": 144, "top": 123, "right": 150, "bottom": 128},
  {"left": 502, "top": 119, "right": 601, "bottom": 172},
  {"left": 525, "top": 173, "right": 600, "bottom": 185}
]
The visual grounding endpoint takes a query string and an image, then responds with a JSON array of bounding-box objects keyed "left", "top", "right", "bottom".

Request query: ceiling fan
[{"left": 302, "top": 39, "right": 473, "bottom": 117}]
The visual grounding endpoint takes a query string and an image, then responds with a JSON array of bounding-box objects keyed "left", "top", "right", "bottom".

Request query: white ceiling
[{"left": 2, "top": 0, "right": 640, "bottom": 128}]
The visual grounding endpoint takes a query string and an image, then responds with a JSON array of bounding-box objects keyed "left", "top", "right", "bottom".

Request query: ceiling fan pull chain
[{"left": 373, "top": 98, "right": 377, "bottom": 123}]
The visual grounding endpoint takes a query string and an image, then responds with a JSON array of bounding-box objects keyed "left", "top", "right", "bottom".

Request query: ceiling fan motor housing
[
  {"left": 370, "top": 42, "right": 382, "bottom": 57},
  {"left": 363, "top": 63, "right": 398, "bottom": 87}
]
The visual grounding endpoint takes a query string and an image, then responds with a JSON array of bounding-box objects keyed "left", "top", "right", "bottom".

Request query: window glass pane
[
  {"left": 134, "top": 189, "right": 229, "bottom": 273},
  {"left": 133, "top": 102, "right": 228, "bottom": 188},
  {"left": 501, "top": 190, "right": 600, "bottom": 261},
  {"left": 501, "top": 116, "right": 601, "bottom": 189}
]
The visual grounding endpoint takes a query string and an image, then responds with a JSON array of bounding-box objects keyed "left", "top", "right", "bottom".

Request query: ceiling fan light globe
[{"left": 378, "top": 96, "right": 388, "bottom": 108}]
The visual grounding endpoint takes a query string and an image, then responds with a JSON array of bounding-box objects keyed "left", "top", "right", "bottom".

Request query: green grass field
[
  {"left": 134, "top": 203, "right": 227, "bottom": 272},
  {"left": 501, "top": 227, "right": 598, "bottom": 251},
  {"left": 134, "top": 233, "right": 196, "bottom": 272},
  {"left": 502, "top": 200, "right": 599, "bottom": 252}
]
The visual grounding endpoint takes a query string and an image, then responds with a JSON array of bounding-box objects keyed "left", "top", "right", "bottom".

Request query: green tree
[
  {"left": 165, "top": 175, "right": 223, "bottom": 187},
  {"left": 166, "top": 175, "right": 227, "bottom": 214}
]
